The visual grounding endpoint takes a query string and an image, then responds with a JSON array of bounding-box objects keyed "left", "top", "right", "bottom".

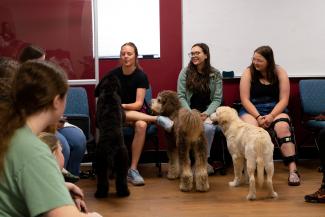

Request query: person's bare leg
[
  {"left": 130, "top": 120, "right": 147, "bottom": 170},
  {"left": 274, "top": 114, "right": 300, "bottom": 185},
  {"left": 126, "top": 120, "right": 147, "bottom": 186},
  {"left": 240, "top": 113, "right": 259, "bottom": 126},
  {"left": 125, "top": 110, "right": 173, "bottom": 132},
  {"left": 274, "top": 121, "right": 297, "bottom": 171},
  {"left": 125, "top": 110, "right": 157, "bottom": 123}
]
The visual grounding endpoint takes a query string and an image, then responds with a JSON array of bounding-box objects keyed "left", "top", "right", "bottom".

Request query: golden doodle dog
[
  {"left": 210, "top": 106, "right": 278, "bottom": 200},
  {"left": 151, "top": 90, "right": 209, "bottom": 192}
]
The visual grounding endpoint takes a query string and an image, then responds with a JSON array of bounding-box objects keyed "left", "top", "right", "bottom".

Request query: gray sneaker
[
  {"left": 127, "top": 169, "right": 145, "bottom": 186},
  {"left": 157, "top": 116, "right": 174, "bottom": 132}
]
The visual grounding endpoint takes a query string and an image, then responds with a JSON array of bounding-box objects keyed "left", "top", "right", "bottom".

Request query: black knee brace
[
  {"left": 277, "top": 136, "right": 293, "bottom": 146},
  {"left": 283, "top": 155, "right": 298, "bottom": 166},
  {"left": 271, "top": 118, "right": 294, "bottom": 147}
]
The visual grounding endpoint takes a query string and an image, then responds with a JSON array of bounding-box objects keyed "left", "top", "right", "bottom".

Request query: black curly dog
[{"left": 94, "top": 74, "right": 130, "bottom": 197}]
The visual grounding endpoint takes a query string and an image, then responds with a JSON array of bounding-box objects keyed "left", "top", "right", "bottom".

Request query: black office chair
[{"left": 123, "top": 86, "right": 162, "bottom": 176}]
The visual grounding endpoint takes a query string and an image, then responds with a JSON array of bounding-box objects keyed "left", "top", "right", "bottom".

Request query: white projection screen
[
  {"left": 97, "top": 0, "right": 160, "bottom": 59},
  {"left": 182, "top": 0, "right": 325, "bottom": 77}
]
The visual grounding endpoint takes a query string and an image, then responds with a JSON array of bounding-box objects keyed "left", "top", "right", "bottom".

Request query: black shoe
[
  {"left": 305, "top": 188, "right": 325, "bottom": 203},
  {"left": 63, "top": 171, "right": 80, "bottom": 183}
]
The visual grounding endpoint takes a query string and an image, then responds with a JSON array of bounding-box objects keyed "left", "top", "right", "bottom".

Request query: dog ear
[
  {"left": 215, "top": 108, "right": 229, "bottom": 125},
  {"left": 95, "top": 74, "right": 122, "bottom": 97},
  {"left": 160, "top": 91, "right": 180, "bottom": 115},
  {"left": 210, "top": 112, "right": 217, "bottom": 123},
  {"left": 109, "top": 75, "right": 122, "bottom": 96}
]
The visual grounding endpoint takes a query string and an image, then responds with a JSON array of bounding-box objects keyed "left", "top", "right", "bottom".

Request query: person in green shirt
[
  {"left": 0, "top": 60, "right": 102, "bottom": 217},
  {"left": 177, "top": 43, "right": 223, "bottom": 174}
]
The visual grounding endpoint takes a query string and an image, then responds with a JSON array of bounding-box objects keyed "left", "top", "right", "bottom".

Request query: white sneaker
[
  {"left": 127, "top": 169, "right": 145, "bottom": 186},
  {"left": 157, "top": 116, "right": 174, "bottom": 132}
]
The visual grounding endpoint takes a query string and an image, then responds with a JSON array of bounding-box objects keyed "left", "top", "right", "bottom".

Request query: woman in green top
[
  {"left": 177, "top": 43, "right": 223, "bottom": 173},
  {"left": 0, "top": 60, "right": 101, "bottom": 217}
]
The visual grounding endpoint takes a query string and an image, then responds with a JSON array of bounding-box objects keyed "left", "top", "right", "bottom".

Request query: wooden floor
[{"left": 79, "top": 160, "right": 325, "bottom": 217}]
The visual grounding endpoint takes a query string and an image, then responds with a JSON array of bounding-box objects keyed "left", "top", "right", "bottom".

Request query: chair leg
[{"left": 153, "top": 135, "right": 162, "bottom": 177}]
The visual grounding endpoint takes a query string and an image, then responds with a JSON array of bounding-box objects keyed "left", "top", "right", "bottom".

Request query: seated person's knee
[
  {"left": 272, "top": 117, "right": 294, "bottom": 145},
  {"left": 134, "top": 120, "right": 148, "bottom": 133}
]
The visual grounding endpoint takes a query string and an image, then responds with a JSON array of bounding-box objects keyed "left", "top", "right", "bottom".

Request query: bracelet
[{"left": 255, "top": 114, "right": 261, "bottom": 120}]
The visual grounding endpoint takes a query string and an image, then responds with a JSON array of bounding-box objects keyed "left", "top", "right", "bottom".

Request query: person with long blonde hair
[{"left": 97, "top": 42, "right": 173, "bottom": 186}]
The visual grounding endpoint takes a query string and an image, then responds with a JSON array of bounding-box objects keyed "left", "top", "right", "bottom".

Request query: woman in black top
[
  {"left": 98, "top": 42, "right": 173, "bottom": 186},
  {"left": 239, "top": 45, "right": 300, "bottom": 186}
]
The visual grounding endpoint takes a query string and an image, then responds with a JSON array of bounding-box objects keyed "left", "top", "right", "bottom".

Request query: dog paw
[
  {"left": 229, "top": 180, "right": 240, "bottom": 187},
  {"left": 246, "top": 193, "right": 256, "bottom": 200},
  {"left": 180, "top": 184, "right": 192, "bottom": 192},
  {"left": 196, "top": 181, "right": 210, "bottom": 192},
  {"left": 195, "top": 174, "right": 209, "bottom": 192},
  {"left": 167, "top": 171, "right": 179, "bottom": 180},
  {"left": 270, "top": 191, "right": 278, "bottom": 198},
  {"left": 116, "top": 188, "right": 130, "bottom": 197},
  {"left": 180, "top": 176, "right": 193, "bottom": 192}
]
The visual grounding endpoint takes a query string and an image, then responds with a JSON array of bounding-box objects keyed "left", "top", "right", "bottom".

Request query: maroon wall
[
  {"left": 0, "top": 0, "right": 321, "bottom": 153},
  {"left": 0, "top": 0, "right": 94, "bottom": 80}
]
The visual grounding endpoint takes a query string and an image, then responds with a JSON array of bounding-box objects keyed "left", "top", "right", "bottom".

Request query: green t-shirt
[{"left": 0, "top": 126, "right": 74, "bottom": 217}]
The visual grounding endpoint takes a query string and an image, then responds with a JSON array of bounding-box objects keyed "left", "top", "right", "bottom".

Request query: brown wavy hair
[
  {"left": 0, "top": 60, "right": 68, "bottom": 174},
  {"left": 186, "top": 43, "right": 213, "bottom": 93},
  {"left": 249, "top": 45, "right": 278, "bottom": 84}
]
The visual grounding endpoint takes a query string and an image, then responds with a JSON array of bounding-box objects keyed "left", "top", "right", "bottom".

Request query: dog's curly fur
[
  {"left": 151, "top": 90, "right": 209, "bottom": 192},
  {"left": 210, "top": 106, "right": 278, "bottom": 200},
  {"left": 94, "top": 74, "right": 130, "bottom": 198}
]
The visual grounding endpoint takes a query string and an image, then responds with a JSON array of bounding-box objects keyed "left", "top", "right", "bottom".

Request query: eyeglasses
[
  {"left": 251, "top": 57, "right": 266, "bottom": 64},
  {"left": 188, "top": 51, "right": 201, "bottom": 58}
]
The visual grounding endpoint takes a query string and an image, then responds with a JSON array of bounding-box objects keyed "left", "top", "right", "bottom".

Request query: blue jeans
[
  {"left": 56, "top": 127, "right": 87, "bottom": 176},
  {"left": 204, "top": 123, "right": 216, "bottom": 158},
  {"left": 239, "top": 101, "right": 289, "bottom": 117},
  {"left": 239, "top": 101, "right": 278, "bottom": 117}
]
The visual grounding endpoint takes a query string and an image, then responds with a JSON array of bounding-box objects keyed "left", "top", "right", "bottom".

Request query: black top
[
  {"left": 110, "top": 66, "right": 149, "bottom": 104},
  {"left": 250, "top": 79, "right": 279, "bottom": 103},
  {"left": 190, "top": 89, "right": 211, "bottom": 113}
]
